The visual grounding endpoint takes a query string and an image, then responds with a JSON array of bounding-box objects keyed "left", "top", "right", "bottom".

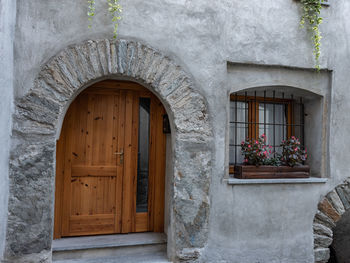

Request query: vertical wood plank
[
  {"left": 121, "top": 91, "right": 134, "bottom": 233},
  {"left": 53, "top": 126, "right": 66, "bottom": 239},
  {"left": 131, "top": 92, "right": 139, "bottom": 232},
  {"left": 152, "top": 98, "right": 166, "bottom": 232},
  {"left": 147, "top": 97, "right": 157, "bottom": 232},
  {"left": 61, "top": 101, "right": 74, "bottom": 236},
  {"left": 115, "top": 90, "right": 125, "bottom": 233}
]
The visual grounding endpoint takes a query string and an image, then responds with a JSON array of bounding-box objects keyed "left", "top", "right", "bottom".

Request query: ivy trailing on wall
[
  {"left": 108, "top": 0, "right": 122, "bottom": 38},
  {"left": 87, "top": 0, "right": 122, "bottom": 38},
  {"left": 87, "top": 0, "right": 96, "bottom": 29},
  {"left": 299, "top": 0, "right": 323, "bottom": 70}
]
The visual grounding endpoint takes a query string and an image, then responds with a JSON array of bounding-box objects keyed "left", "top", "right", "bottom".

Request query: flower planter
[{"left": 234, "top": 165, "right": 310, "bottom": 179}]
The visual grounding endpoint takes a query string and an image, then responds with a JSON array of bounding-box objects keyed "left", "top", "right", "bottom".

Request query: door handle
[{"left": 114, "top": 149, "right": 124, "bottom": 165}]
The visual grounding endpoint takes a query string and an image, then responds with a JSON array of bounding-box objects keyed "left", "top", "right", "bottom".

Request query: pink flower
[
  {"left": 248, "top": 145, "right": 251, "bottom": 148},
  {"left": 269, "top": 146, "right": 272, "bottom": 149},
  {"left": 255, "top": 140, "right": 258, "bottom": 144},
  {"left": 294, "top": 148, "right": 298, "bottom": 152}
]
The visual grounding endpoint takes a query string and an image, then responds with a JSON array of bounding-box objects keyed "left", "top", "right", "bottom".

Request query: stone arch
[
  {"left": 313, "top": 179, "right": 350, "bottom": 263},
  {"left": 5, "top": 39, "right": 212, "bottom": 262}
]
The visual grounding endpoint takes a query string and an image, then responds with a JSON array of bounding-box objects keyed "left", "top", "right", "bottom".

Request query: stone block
[
  {"left": 143, "top": 53, "right": 165, "bottom": 85},
  {"left": 109, "top": 41, "right": 119, "bottom": 74},
  {"left": 55, "top": 52, "right": 81, "bottom": 89},
  {"left": 73, "top": 43, "right": 96, "bottom": 83},
  {"left": 326, "top": 190, "right": 345, "bottom": 215},
  {"left": 117, "top": 39, "right": 128, "bottom": 74},
  {"left": 86, "top": 40, "right": 103, "bottom": 78},
  {"left": 64, "top": 47, "right": 89, "bottom": 84},
  {"left": 96, "top": 39, "right": 111, "bottom": 75},
  {"left": 314, "top": 234, "right": 333, "bottom": 248},
  {"left": 125, "top": 41, "right": 137, "bottom": 76},
  {"left": 318, "top": 198, "right": 341, "bottom": 222},
  {"left": 139, "top": 47, "right": 156, "bottom": 81},
  {"left": 157, "top": 64, "right": 187, "bottom": 98},
  {"left": 177, "top": 248, "right": 202, "bottom": 262},
  {"left": 314, "top": 210, "right": 336, "bottom": 229},
  {"left": 314, "top": 248, "right": 330, "bottom": 262},
  {"left": 15, "top": 105, "right": 57, "bottom": 127},
  {"left": 336, "top": 184, "right": 350, "bottom": 210},
  {"left": 40, "top": 65, "right": 74, "bottom": 99},
  {"left": 313, "top": 223, "right": 333, "bottom": 238}
]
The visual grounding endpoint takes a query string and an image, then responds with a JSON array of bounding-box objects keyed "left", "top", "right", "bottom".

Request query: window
[{"left": 229, "top": 90, "right": 305, "bottom": 173}]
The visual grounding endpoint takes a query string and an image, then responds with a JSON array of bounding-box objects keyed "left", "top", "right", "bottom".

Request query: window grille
[{"left": 229, "top": 90, "right": 305, "bottom": 165}]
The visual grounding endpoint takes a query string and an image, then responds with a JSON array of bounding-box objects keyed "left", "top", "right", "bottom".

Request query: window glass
[
  {"left": 136, "top": 98, "right": 150, "bottom": 213},
  {"left": 229, "top": 101, "right": 248, "bottom": 164},
  {"left": 258, "top": 103, "right": 287, "bottom": 154}
]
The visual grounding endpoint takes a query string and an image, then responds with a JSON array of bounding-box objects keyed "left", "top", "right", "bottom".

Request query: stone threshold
[
  {"left": 226, "top": 177, "right": 327, "bottom": 185},
  {"left": 52, "top": 232, "right": 167, "bottom": 252}
]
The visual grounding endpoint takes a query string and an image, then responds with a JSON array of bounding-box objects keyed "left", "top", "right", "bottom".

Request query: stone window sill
[{"left": 226, "top": 177, "right": 327, "bottom": 185}]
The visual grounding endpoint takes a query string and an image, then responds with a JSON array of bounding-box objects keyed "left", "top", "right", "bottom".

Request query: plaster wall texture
[
  {"left": 4, "top": 0, "right": 350, "bottom": 262},
  {"left": 0, "top": 0, "right": 16, "bottom": 260}
]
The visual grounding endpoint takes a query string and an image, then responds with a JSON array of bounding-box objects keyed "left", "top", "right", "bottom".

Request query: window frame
[{"left": 229, "top": 94, "right": 298, "bottom": 174}]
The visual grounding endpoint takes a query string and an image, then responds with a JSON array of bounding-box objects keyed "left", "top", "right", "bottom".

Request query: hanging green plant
[
  {"left": 107, "top": 0, "right": 122, "bottom": 39},
  {"left": 86, "top": 0, "right": 122, "bottom": 38},
  {"left": 87, "top": 0, "right": 96, "bottom": 29},
  {"left": 299, "top": 0, "right": 323, "bottom": 71}
]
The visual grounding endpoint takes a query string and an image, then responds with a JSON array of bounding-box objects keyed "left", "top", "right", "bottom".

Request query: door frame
[{"left": 53, "top": 80, "right": 166, "bottom": 238}]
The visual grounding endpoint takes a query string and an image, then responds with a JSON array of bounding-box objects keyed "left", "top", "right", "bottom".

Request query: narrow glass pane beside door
[{"left": 136, "top": 98, "right": 150, "bottom": 213}]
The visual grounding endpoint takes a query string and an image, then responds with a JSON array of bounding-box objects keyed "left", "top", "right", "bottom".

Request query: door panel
[
  {"left": 60, "top": 90, "right": 121, "bottom": 237},
  {"left": 54, "top": 81, "right": 166, "bottom": 238}
]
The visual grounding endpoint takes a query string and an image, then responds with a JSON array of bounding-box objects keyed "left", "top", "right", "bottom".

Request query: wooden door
[{"left": 54, "top": 81, "right": 166, "bottom": 238}]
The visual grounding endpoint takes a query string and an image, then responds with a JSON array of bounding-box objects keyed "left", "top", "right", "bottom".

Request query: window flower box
[{"left": 234, "top": 165, "right": 310, "bottom": 179}]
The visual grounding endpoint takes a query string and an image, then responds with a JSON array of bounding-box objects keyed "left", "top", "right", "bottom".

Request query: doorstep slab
[
  {"left": 52, "top": 233, "right": 167, "bottom": 251},
  {"left": 53, "top": 251, "right": 170, "bottom": 263}
]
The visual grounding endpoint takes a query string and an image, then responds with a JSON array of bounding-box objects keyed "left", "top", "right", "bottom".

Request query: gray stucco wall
[
  {"left": 4, "top": 0, "right": 350, "bottom": 262},
  {"left": 0, "top": 0, "right": 16, "bottom": 260}
]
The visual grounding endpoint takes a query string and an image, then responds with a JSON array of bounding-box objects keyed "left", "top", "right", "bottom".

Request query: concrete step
[{"left": 52, "top": 233, "right": 170, "bottom": 263}]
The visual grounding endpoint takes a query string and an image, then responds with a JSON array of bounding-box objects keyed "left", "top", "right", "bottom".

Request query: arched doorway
[
  {"left": 53, "top": 80, "right": 166, "bottom": 238},
  {"left": 5, "top": 39, "right": 212, "bottom": 262}
]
